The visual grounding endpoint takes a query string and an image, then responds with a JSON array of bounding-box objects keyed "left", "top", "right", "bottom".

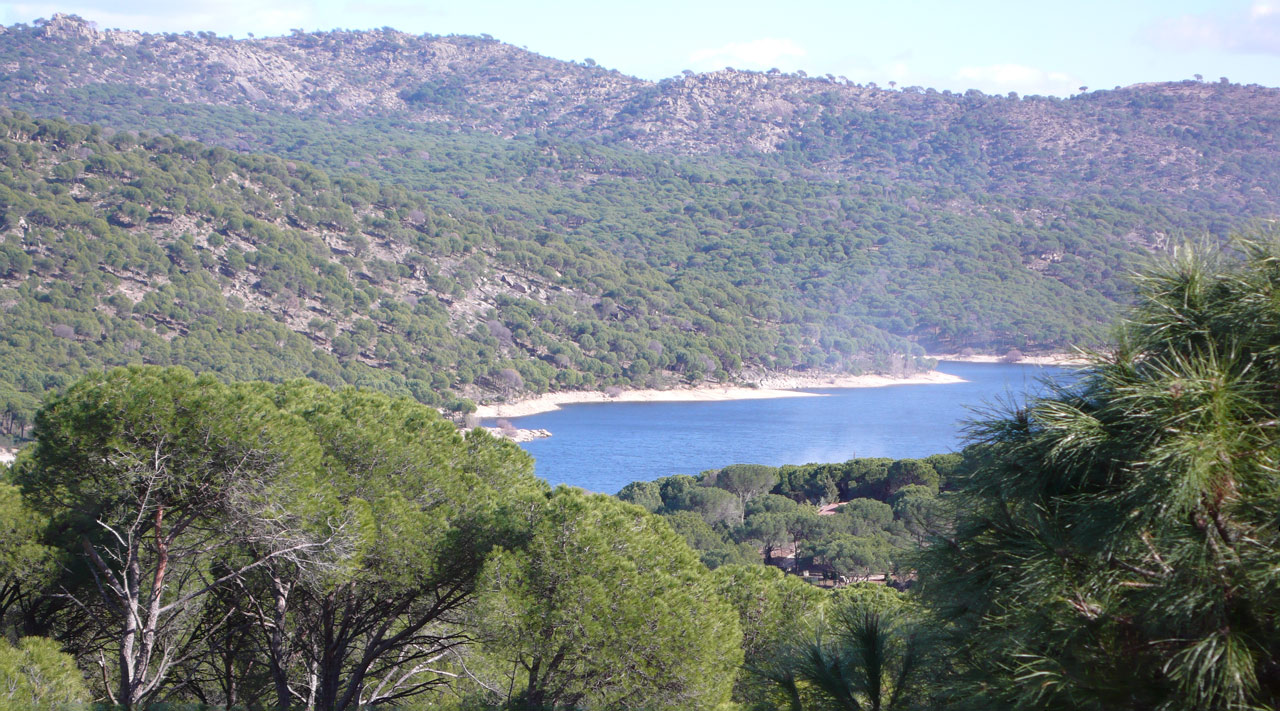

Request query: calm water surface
[{"left": 489, "top": 362, "right": 1073, "bottom": 493}]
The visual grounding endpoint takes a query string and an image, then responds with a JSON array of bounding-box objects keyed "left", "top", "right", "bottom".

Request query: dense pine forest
[
  {"left": 2, "top": 110, "right": 877, "bottom": 435},
  {"left": 1, "top": 11, "right": 1279, "bottom": 711},
  {"left": 1, "top": 15, "right": 1278, "bottom": 434},
  {"left": 4, "top": 239, "right": 1280, "bottom": 710}
]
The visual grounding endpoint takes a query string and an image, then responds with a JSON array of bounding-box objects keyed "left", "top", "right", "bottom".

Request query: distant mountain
[
  {"left": 10, "top": 13, "right": 1277, "bottom": 201},
  {"left": 1, "top": 14, "right": 1278, "bottom": 432}
]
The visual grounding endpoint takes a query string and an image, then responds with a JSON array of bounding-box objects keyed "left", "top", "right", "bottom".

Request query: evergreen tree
[
  {"left": 751, "top": 585, "right": 924, "bottom": 711},
  {"left": 474, "top": 488, "right": 742, "bottom": 710},
  {"left": 0, "top": 636, "right": 88, "bottom": 709},
  {"left": 921, "top": 238, "right": 1280, "bottom": 710}
]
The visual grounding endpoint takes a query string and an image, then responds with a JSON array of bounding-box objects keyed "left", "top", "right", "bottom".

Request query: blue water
[{"left": 489, "top": 362, "right": 1073, "bottom": 494}]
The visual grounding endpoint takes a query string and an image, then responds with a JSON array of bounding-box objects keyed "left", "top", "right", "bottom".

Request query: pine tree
[{"left": 921, "top": 238, "right": 1280, "bottom": 710}]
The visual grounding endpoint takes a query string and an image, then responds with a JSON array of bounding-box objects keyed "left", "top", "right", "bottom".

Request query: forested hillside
[
  {"left": 1, "top": 12, "right": 1279, "bottom": 711},
  {"left": 5, "top": 241, "right": 1279, "bottom": 710},
  {"left": 2, "top": 112, "right": 889, "bottom": 436},
  {"left": 9, "top": 13, "right": 1279, "bottom": 194},
  {"left": 1, "top": 13, "right": 1279, "bottom": 433}
]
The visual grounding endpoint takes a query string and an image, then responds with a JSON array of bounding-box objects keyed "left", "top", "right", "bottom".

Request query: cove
[{"left": 488, "top": 361, "right": 1073, "bottom": 494}]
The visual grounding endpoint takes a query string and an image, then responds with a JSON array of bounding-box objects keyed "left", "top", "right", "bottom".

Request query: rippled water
[{"left": 487, "top": 361, "right": 1073, "bottom": 493}]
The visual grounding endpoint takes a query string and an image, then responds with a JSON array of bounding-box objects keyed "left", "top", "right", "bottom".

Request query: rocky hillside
[
  {"left": 9, "top": 13, "right": 1278, "bottom": 203},
  {"left": 7, "top": 15, "right": 639, "bottom": 130},
  {"left": 0, "top": 14, "right": 1278, "bottom": 433},
  {"left": 4, "top": 112, "right": 886, "bottom": 437}
]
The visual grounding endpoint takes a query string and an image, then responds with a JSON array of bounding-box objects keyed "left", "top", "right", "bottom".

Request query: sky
[{"left": 1, "top": 0, "right": 1277, "bottom": 96}]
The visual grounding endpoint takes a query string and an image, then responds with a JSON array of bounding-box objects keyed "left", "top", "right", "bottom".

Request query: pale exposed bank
[
  {"left": 475, "top": 370, "right": 966, "bottom": 419},
  {"left": 937, "top": 353, "right": 1091, "bottom": 366}
]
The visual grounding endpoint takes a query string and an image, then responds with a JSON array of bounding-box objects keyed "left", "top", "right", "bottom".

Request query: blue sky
[{"left": 2, "top": 0, "right": 1277, "bottom": 95}]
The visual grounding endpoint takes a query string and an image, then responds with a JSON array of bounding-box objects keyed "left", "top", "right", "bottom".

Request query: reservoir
[{"left": 491, "top": 361, "right": 1074, "bottom": 493}]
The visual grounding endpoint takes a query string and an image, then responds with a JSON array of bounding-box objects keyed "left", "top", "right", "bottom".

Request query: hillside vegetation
[
  {"left": 5, "top": 240, "right": 1280, "bottom": 710},
  {"left": 1, "top": 14, "right": 1279, "bottom": 431},
  {"left": 1, "top": 112, "right": 877, "bottom": 435},
  {"left": 620, "top": 455, "right": 959, "bottom": 577}
]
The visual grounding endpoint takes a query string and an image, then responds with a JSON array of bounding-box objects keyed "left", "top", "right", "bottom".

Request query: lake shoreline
[
  {"left": 475, "top": 370, "right": 967, "bottom": 419},
  {"left": 935, "top": 352, "right": 1092, "bottom": 366},
  {"left": 485, "top": 361, "right": 1064, "bottom": 491}
]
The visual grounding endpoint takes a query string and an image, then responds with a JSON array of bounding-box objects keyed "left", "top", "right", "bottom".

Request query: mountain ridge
[
  {"left": 1, "top": 13, "right": 1278, "bottom": 435},
  {"left": 16, "top": 13, "right": 1280, "bottom": 182}
]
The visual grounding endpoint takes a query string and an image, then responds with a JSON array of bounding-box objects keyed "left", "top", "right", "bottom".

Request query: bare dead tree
[{"left": 63, "top": 440, "right": 345, "bottom": 710}]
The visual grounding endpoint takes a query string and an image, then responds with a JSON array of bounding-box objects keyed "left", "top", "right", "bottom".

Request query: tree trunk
[
  {"left": 269, "top": 575, "right": 293, "bottom": 710},
  {"left": 313, "top": 591, "right": 346, "bottom": 711},
  {"left": 118, "top": 540, "right": 141, "bottom": 710}
]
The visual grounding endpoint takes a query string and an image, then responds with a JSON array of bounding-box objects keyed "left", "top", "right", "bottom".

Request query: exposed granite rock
[
  {"left": 10, "top": 12, "right": 1276, "bottom": 192},
  {"left": 484, "top": 427, "right": 552, "bottom": 443}
]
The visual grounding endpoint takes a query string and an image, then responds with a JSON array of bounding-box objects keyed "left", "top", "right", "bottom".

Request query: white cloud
[
  {"left": 688, "top": 37, "right": 807, "bottom": 71},
  {"left": 1145, "top": 3, "right": 1280, "bottom": 55},
  {"left": 953, "top": 63, "right": 1084, "bottom": 96}
]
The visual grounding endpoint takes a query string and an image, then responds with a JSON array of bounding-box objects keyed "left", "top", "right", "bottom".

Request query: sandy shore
[
  {"left": 475, "top": 370, "right": 966, "bottom": 419},
  {"left": 936, "top": 353, "right": 1092, "bottom": 366}
]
